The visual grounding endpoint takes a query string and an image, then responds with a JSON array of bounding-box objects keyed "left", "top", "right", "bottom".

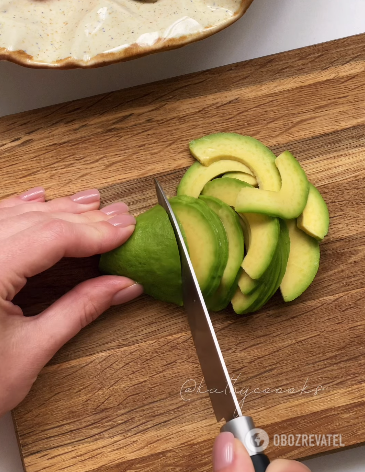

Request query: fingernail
[
  {"left": 101, "top": 202, "right": 129, "bottom": 215},
  {"left": 111, "top": 283, "right": 144, "bottom": 305},
  {"left": 70, "top": 189, "right": 100, "bottom": 204},
  {"left": 213, "top": 433, "right": 234, "bottom": 472},
  {"left": 107, "top": 214, "right": 136, "bottom": 227},
  {"left": 19, "top": 186, "right": 45, "bottom": 201}
]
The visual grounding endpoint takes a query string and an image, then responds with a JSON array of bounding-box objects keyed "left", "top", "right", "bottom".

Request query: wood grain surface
[{"left": 1, "top": 33, "right": 365, "bottom": 471}]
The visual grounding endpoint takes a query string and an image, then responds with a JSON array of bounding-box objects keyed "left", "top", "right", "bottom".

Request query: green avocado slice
[
  {"left": 249, "top": 219, "right": 290, "bottom": 312},
  {"left": 280, "top": 219, "right": 320, "bottom": 302},
  {"left": 199, "top": 195, "right": 244, "bottom": 311},
  {"left": 99, "top": 205, "right": 183, "bottom": 305},
  {"left": 177, "top": 160, "right": 253, "bottom": 198},
  {"left": 202, "top": 177, "right": 252, "bottom": 204},
  {"left": 189, "top": 133, "right": 281, "bottom": 191},
  {"left": 170, "top": 196, "right": 228, "bottom": 299},
  {"left": 231, "top": 250, "right": 277, "bottom": 314},
  {"left": 235, "top": 151, "right": 309, "bottom": 219},
  {"left": 239, "top": 213, "right": 280, "bottom": 280},
  {"left": 222, "top": 172, "right": 258, "bottom": 187},
  {"left": 231, "top": 284, "right": 262, "bottom": 314},
  {"left": 232, "top": 219, "right": 290, "bottom": 314},
  {"left": 202, "top": 178, "right": 280, "bottom": 280},
  {"left": 238, "top": 271, "right": 258, "bottom": 295},
  {"left": 297, "top": 183, "right": 329, "bottom": 240}
]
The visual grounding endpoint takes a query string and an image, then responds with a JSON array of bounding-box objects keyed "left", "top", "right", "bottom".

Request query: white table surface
[{"left": 1, "top": 0, "right": 365, "bottom": 470}]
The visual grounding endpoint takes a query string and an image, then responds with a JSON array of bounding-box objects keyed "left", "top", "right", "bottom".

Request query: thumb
[
  {"left": 0, "top": 276, "right": 143, "bottom": 415},
  {"left": 29, "top": 275, "right": 143, "bottom": 369},
  {"left": 213, "top": 432, "right": 254, "bottom": 472},
  {"left": 212, "top": 433, "right": 311, "bottom": 472}
]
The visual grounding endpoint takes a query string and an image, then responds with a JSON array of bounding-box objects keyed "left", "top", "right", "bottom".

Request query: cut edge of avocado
[
  {"left": 189, "top": 133, "right": 282, "bottom": 191},
  {"left": 297, "top": 183, "right": 329, "bottom": 240},
  {"left": 235, "top": 151, "right": 309, "bottom": 219},
  {"left": 199, "top": 195, "right": 244, "bottom": 311},
  {"left": 238, "top": 271, "right": 258, "bottom": 295},
  {"left": 170, "top": 196, "right": 228, "bottom": 299},
  {"left": 202, "top": 177, "right": 252, "bottom": 206},
  {"left": 239, "top": 212, "right": 280, "bottom": 280},
  {"left": 194, "top": 198, "right": 229, "bottom": 299},
  {"left": 249, "top": 218, "right": 290, "bottom": 312},
  {"left": 231, "top": 283, "right": 262, "bottom": 315},
  {"left": 177, "top": 160, "right": 253, "bottom": 198},
  {"left": 231, "top": 249, "right": 277, "bottom": 314},
  {"left": 280, "top": 219, "right": 320, "bottom": 302},
  {"left": 222, "top": 172, "right": 258, "bottom": 187},
  {"left": 232, "top": 218, "right": 290, "bottom": 314},
  {"left": 202, "top": 177, "right": 279, "bottom": 280}
]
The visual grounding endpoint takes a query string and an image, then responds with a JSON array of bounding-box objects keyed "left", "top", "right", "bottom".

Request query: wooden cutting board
[{"left": 2, "top": 33, "right": 365, "bottom": 471}]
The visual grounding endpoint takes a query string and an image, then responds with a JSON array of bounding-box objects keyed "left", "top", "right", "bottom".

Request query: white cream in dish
[{"left": 0, "top": 0, "right": 245, "bottom": 67}]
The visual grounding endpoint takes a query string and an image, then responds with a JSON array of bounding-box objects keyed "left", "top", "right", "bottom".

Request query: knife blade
[{"left": 154, "top": 179, "right": 270, "bottom": 472}]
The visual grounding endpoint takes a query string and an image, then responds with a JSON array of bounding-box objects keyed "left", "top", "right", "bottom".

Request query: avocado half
[{"left": 100, "top": 205, "right": 183, "bottom": 306}]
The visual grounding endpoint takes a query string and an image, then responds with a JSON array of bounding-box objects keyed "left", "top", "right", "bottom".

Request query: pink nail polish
[
  {"left": 111, "top": 283, "right": 144, "bottom": 305},
  {"left": 107, "top": 214, "right": 136, "bottom": 227},
  {"left": 70, "top": 189, "right": 100, "bottom": 204},
  {"left": 213, "top": 433, "right": 234, "bottom": 472},
  {"left": 19, "top": 186, "right": 45, "bottom": 201},
  {"left": 101, "top": 202, "right": 129, "bottom": 215}
]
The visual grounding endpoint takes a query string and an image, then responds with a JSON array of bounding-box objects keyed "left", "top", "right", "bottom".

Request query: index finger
[
  {"left": 0, "top": 187, "right": 46, "bottom": 209},
  {"left": 0, "top": 218, "right": 135, "bottom": 300}
]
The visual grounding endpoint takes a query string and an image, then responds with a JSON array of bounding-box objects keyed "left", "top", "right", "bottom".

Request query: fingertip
[
  {"left": 0, "top": 187, "right": 46, "bottom": 209},
  {"left": 233, "top": 438, "right": 255, "bottom": 472},
  {"left": 213, "top": 433, "right": 235, "bottom": 472},
  {"left": 267, "top": 458, "right": 311, "bottom": 472},
  {"left": 115, "top": 224, "right": 136, "bottom": 242},
  {"left": 101, "top": 202, "right": 129, "bottom": 215},
  {"left": 213, "top": 433, "right": 254, "bottom": 472},
  {"left": 107, "top": 214, "right": 136, "bottom": 227},
  {"left": 18, "top": 186, "right": 46, "bottom": 202},
  {"left": 70, "top": 189, "right": 100, "bottom": 205},
  {"left": 95, "top": 222, "right": 135, "bottom": 256},
  {"left": 111, "top": 283, "right": 144, "bottom": 306}
]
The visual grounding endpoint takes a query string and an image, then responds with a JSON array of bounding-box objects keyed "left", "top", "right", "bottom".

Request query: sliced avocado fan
[{"left": 100, "top": 133, "right": 328, "bottom": 313}]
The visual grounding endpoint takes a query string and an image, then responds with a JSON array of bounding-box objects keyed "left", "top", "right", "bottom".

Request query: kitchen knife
[{"left": 154, "top": 179, "right": 270, "bottom": 472}]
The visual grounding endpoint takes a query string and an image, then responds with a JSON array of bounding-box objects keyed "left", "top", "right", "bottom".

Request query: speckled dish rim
[{"left": 0, "top": 0, "right": 253, "bottom": 69}]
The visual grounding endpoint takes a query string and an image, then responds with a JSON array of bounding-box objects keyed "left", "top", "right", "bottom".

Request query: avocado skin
[{"left": 99, "top": 205, "right": 183, "bottom": 306}]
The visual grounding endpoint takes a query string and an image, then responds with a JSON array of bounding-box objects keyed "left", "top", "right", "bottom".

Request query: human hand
[
  {"left": 0, "top": 187, "right": 143, "bottom": 416},
  {"left": 213, "top": 432, "right": 311, "bottom": 472}
]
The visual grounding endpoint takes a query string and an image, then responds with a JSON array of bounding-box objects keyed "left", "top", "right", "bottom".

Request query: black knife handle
[
  {"left": 250, "top": 453, "right": 270, "bottom": 472},
  {"left": 220, "top": 416, "right": 270, "bottom": 471}
]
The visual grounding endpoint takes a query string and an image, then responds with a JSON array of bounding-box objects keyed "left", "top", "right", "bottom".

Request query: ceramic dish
[{"left": 0, "top": 0, "right": 253, "bottom": 69}]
